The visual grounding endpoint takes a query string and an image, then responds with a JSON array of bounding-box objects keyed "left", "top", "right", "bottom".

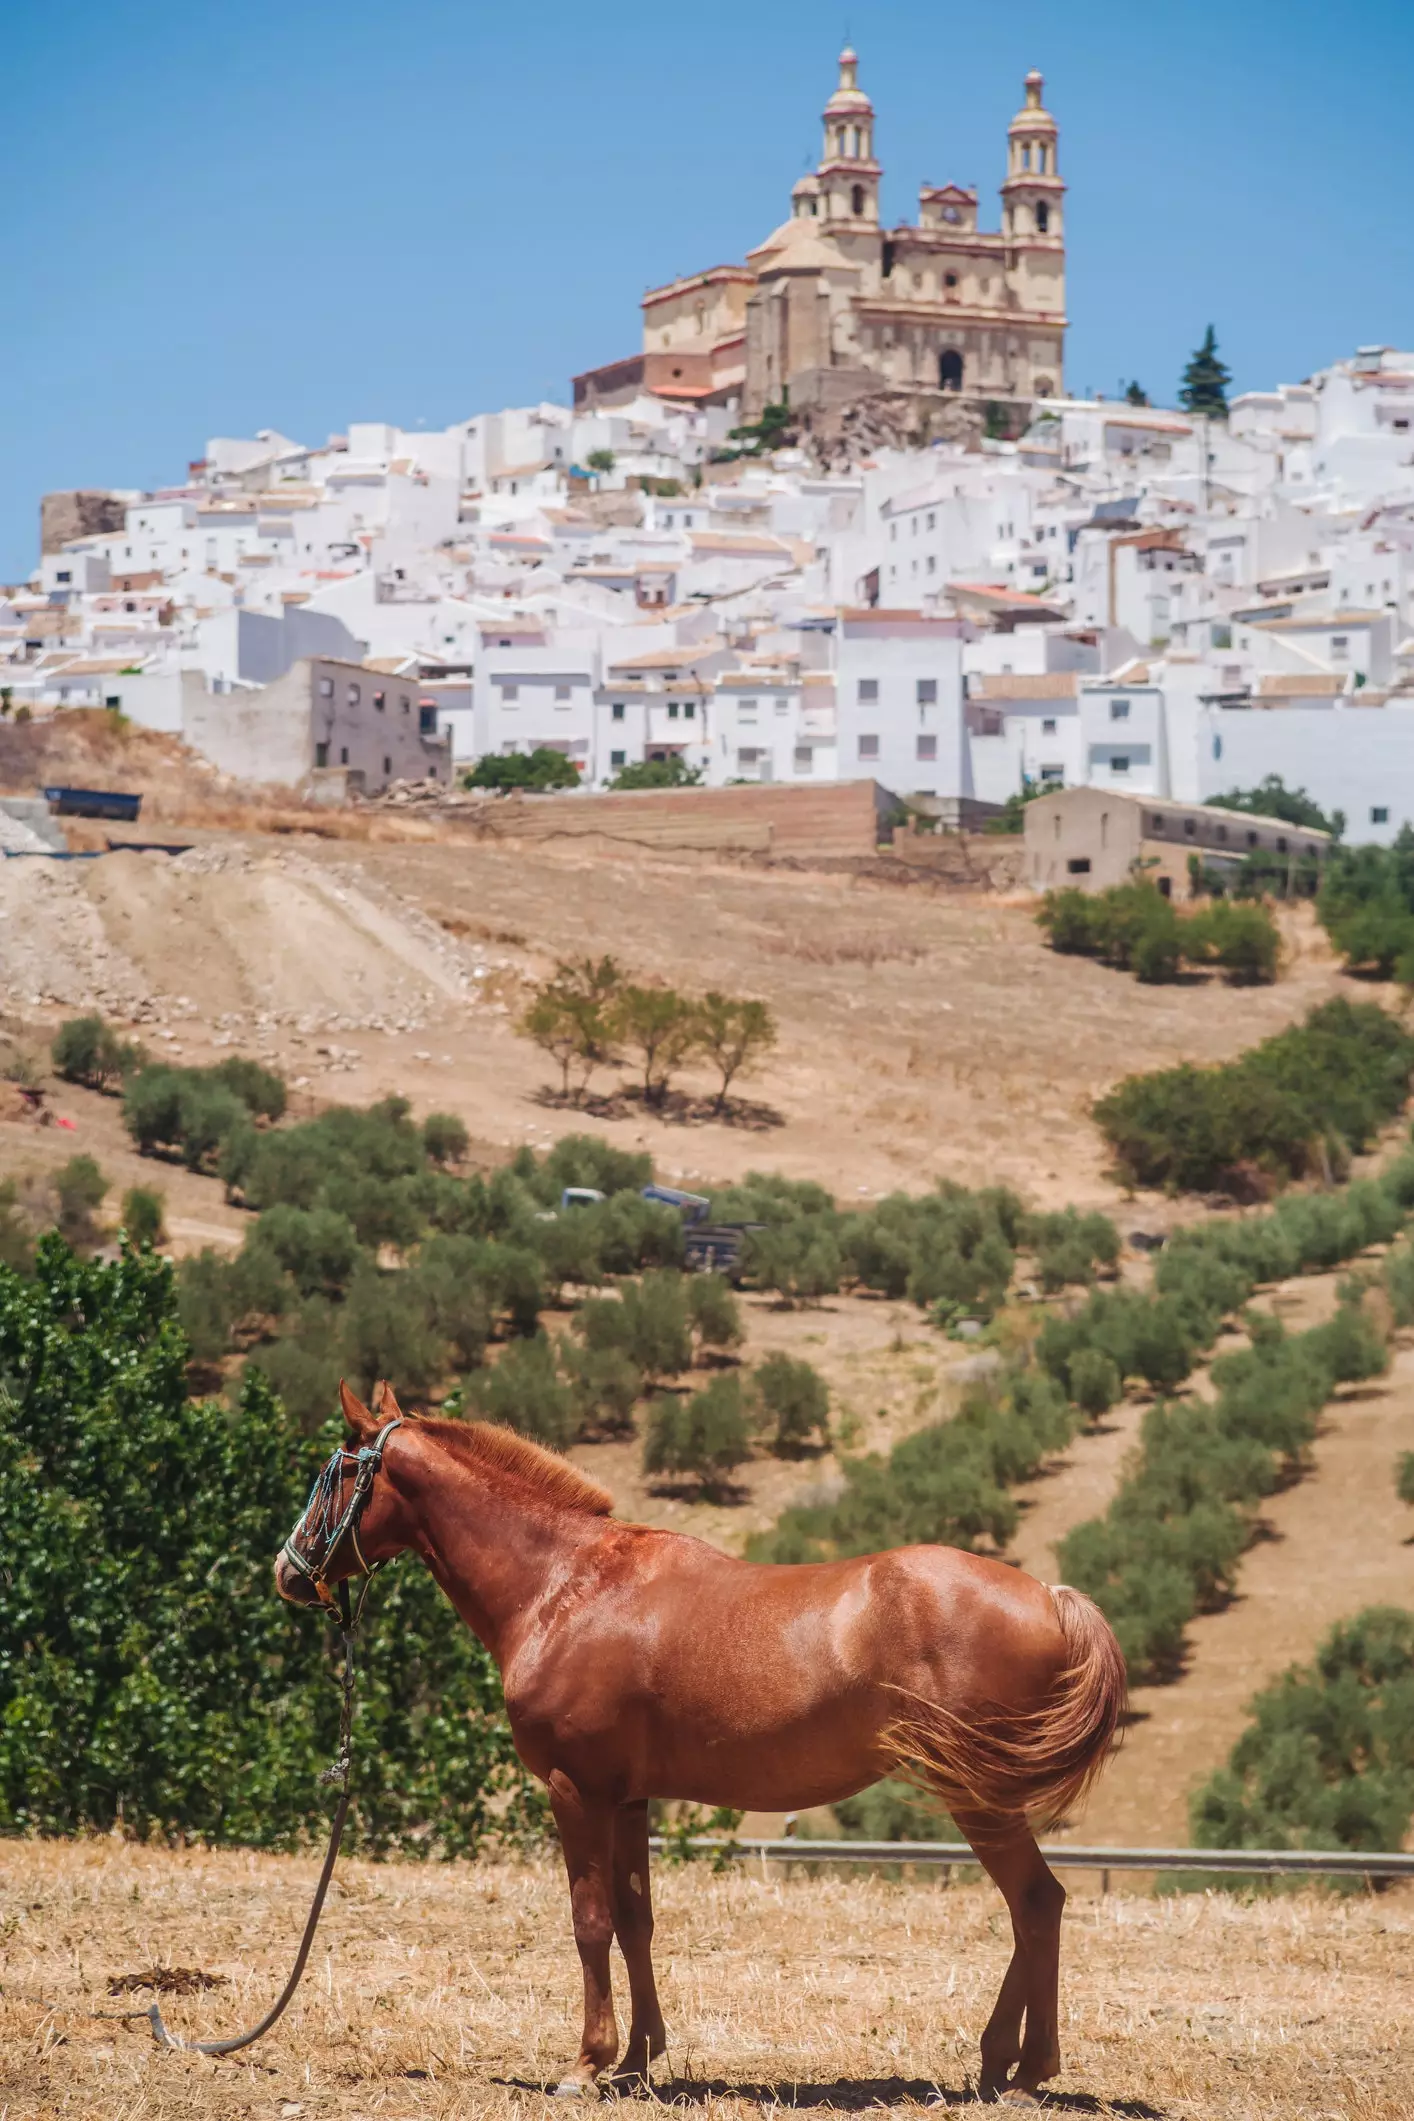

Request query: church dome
[
  {"left": 1008, "top": 68, "right": 1055, "bottom": 130},
  {"left": 823, "top": 46, "right": 874, "bottom": 117}
]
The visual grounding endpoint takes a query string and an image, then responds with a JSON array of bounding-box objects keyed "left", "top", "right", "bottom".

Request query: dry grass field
[{"left": 2, "top": 1841, "right": 1411, "bottom": 2121}]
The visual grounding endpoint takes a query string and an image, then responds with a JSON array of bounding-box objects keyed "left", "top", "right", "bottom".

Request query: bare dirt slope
[
  {"left": 0, "top": 827, "right": 1371, "bottom": 1209},
  {"left": 3, "top": 1840, "right": 1410, "bottom": 2121}
]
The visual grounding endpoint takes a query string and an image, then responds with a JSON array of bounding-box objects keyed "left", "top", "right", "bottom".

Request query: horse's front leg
[
  {"left": 549, "top": 1772, "right": 619, "bottom": 2093},
  {"left": 610, "top": 1800, "right": 667, "bottom": 2084}
]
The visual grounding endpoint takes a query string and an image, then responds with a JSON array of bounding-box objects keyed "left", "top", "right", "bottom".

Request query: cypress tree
[{"left": 1179, "top": 325, "right": 1231, "bottom": 418}]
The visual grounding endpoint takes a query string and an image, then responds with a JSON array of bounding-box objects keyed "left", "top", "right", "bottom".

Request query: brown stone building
[{"left": 575, "top": 49, "right": 1066, "bottom": 433}]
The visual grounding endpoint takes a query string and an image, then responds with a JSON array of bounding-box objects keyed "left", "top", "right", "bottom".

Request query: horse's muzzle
[{"left": 274, "top": 1552, "right": 325, "bottom": 1606}]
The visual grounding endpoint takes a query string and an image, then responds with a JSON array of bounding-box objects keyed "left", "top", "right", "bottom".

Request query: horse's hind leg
[
  {"left": 955, "top": 1810, "right": 1065, "bottom": 2105},
  {"left": 609, "top": 1800, "right": 667, "bottom": 2083}
]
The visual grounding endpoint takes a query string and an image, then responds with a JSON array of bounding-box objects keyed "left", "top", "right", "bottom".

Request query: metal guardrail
[{"left": 651, "top": 1836, "right": 1414, "bottom": 1882}]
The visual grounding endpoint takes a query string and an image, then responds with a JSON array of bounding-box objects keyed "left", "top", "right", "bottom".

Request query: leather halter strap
[{"left": 281, "top": 1417, "right": 403, "bottom": 1602}]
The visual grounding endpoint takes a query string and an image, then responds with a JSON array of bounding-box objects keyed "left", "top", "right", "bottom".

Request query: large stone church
[{"left": 574, "top": 51, "right": 1066, "bottom": 432}]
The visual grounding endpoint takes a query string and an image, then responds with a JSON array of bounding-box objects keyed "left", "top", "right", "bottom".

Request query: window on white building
[
  {"left": 858, "top": 678, "right": 878, "bottom": 702},
  {"left": 501, "top": 683, "right": 518, "bottom": 701},
  {"left": 400, "top": 696, "right": 410, "bottom": 714},
  {"left": 1111, "top": 755, "right": 1130, "bottom": 774},
  {"left": 683, "top": 701, "right": 695, "bottom": 719},
  {"left": 1040, "top": 764, "right": 1063, "bottom": 784},
  {"left": 374, "top": 691, "right": 386, "bottom": 711},
  {"left": 1331, "top": 636, "right": 1349, "bottom": 657},
  {"left": 916, "top": 679, "right": 937, "bottom": 705},
  {"left": 383, "top": 756, "right": 392, "bottom": 776},
  {"left": 926, "top": 555, "right": 936, "bottom": 573},
  {"left": 554, "top": 683, "right": 571, "bottom": 701},
  {"left": 794, "top": 746, "right": 813, "bottom": 774},
  {"left": 917, "top": 735, "right": 937, "bottom": 761},
  {"left": 319, "top": 677, "right": 334, "bottom": 698},
  {"left": 739, "top": 701, "right": 758, "bottom": 723},
  {"left": 858, "top": 734, "right": 879, "bottom": 759},
  {"left": 611, "top": 702, "right": 625, "bottom": 721},
  {"left": 610, "top": 749, "right": 626, "bottom": 767},
  {"left": 347, "top": 683, "right": 360, "bottom": 704},
  {"left": 1042, "top": 717, "right": 1057, "bottom": 735},
  {"left": 1372, "top": 806, "right": 1390, "bottom": 824},
  {"left": 1110, "top": 699, "right": 1129, "bottom": 720}
]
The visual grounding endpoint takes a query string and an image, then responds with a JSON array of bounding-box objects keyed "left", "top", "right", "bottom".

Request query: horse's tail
[{"left": 883, "top": 1584, "right": 1127, "bottom": 1833}]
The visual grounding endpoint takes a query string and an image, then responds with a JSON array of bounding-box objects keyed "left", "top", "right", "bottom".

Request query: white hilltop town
[{"left": 9, "top": 49, "right": 1414, "bottom": 846}]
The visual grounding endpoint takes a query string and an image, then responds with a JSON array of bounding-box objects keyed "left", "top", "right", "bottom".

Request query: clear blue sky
[{"left": 5, "top": 0, "right": 1412, "bottom": 579}]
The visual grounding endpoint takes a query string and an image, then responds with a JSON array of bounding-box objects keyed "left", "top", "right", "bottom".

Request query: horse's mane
[{"left": 417, "top": 1417, "right": 614, "bottom": 1518}]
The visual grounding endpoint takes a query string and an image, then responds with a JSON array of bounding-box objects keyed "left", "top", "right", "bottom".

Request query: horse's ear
[
  {"left": 339, "top": 1379, "right": 377, "bottom": 1440},
  {"left": 372, "top": 1380, "right": 406, "bottom": 1424}
]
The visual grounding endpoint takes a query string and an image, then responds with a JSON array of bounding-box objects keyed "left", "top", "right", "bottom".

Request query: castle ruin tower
[
  {"left": 999, "top": 69, "right": 1066, "bottom": 398},
  {"left": 815, "top": 47, "right": 881, "bottom": 225}
]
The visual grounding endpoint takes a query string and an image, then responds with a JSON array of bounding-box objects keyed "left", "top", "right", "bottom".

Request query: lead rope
[{"left": 142, "top": 1581, "right": 361, "bottom": 2057}]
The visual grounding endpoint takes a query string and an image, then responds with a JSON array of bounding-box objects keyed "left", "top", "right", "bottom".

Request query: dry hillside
[{"left": 0, "top": 823, "right": 1374, "bottom": 1209}]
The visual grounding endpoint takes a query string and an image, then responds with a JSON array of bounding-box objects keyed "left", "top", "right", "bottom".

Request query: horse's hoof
[{"left": 552, "top": 2079, "right": 600, "bottom": 2099}]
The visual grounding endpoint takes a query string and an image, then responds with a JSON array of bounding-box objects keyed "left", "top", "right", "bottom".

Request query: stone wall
[{"left": 40, "top": 491, "right": 127, "bottom": 555}]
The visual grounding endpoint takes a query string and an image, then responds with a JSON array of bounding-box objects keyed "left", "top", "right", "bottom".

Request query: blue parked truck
[{"left": 561, "top": 1183, "right": 762, "bottom": 1280}]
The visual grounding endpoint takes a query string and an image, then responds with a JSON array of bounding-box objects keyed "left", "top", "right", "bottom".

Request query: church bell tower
[{"left": 815, "top": 47, "right": 881, "bottom": 225}]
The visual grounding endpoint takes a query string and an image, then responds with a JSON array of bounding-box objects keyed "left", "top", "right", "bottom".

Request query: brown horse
[{"left": 276, "top": 1384, "right": 1125, "bottom": 2107}]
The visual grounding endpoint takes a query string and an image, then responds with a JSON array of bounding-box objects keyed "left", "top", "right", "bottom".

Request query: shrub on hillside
[
  {"left": 830, "top": 1777, "right": 955, "bottom": 1843},
  {"left": 1184, "top": 899, "right": 1281, "bottom": 985},
  {"left": 463, "top": 1332, "right": 576, "bottom": 1448},
  {"left": 1067, "top": 1345, "right": 1121, "bottom": 1417},
  {"left": 422, "top": 1112, "right": 469, "bottom": 1166},
  {"left": 1317, "top": 829, "right": 1414, "bottom": 975},
  {"left": 747, "top": 1220, "right": 843, "bottom": 1305},
  {"left": 752, "top": 1352, "right": 829, "bottom": 1453},
  {"left": 51, "top": 1014, "right": 145, "bottom": 1091},
  {"left": 1038, "top": 881, "right": 1279, "bottom": 987},
  {"left": 1057, "top": 1302, "right": 1390, "bottom": 1679},
  {"left": 687, "top": 1272, "right": 742, "bottom": 1352},
  {"left": 565, "top": 1341, "right": 642, "bottom": 1437},
  {"left": 750, "top": 1371, "right": 1075, "bottom": 1566},
  {"left": 120, "top": 1185, "right": 167, "bottom": 1249},
  {"left": 1190, "top": 1608, "right": 1414, "bottom": 1858},
  {"left": 1024, "top": 1207, "right": 1120, "bottom": 1292},
  {"left": 52, "top": 1154, "right": 108, "bottom": 1252},
  {"left": 125, "top": 1059, "right": 282, "bottom": 1172},
  {"left": 576, "top": 1269, "right": 692, "bottom": 1380},
  {"left": 1093, "top": 999, "right": 1414, "bottom": 1193},
  {"left": 1396, "top": 1451, "right": 1414, "bottom": 1507},
  {"left": 247, "top": 1204, "right": 364, "bottom": 1299},
  {"left": 643, "top": 1375, "right": 751, "bottom": 1491}
]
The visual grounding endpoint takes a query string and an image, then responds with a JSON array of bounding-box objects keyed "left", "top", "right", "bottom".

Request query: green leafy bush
[
  {"left": 576, "top": 1270, "right": 692, "bottom": 1380},
  {"left": 53, "top": 1154, "right": 108, "bottom": 1251},
  {"left": 422, "top": 1112, "right": 469, "bottom": 1165},
  {"left": 51, "top": 1014, "right": 144, "bottom": 1091},
  {"left": 0, "top": 1237, "right": 537, "bottom": 1852},
  {"left": 1038, "top": 881, "right": 1279, "bottom": 987},
  {"left": 1184, "top": 899, "right": 1281, "bottom": 985},
  {"left": 120, "top": 1185, "right": 166, "bottom": 1248},
  {"left": 1318, "top": 829, "right": 1414, "bottom": 975},
  {"left": 643, "top": 1375, "right": 751, "bottom": 1490},
  {"left": 1190, "top": 1608, "right": 1414, "bottom": 1858},
  {"left": 1396, "top": 1452, "right": 1414, "bottom": 1507},
  {"left": 1068, "top": 1345, "right": 1121, "bottom": 1417},
  {"left": 750, "top": 1370, "right": 1075, "bottom": 1565},
  {"left": 464, "top": 1332, "right": 576, "bottom": 1448},
  {"left": 752, "top": 1352, "right": 829, "bottom": 1453},
  {"left": 1094, "top": 999, "right": 1414, "bottom": 1193},
  {"left": 1057, "top": 1303, "right": 1389, "bottom": 1679},
  {"left": 1025, "top": 1207, "right": 1120, "bottom": 1292},
  {"left": 687, "top": 1272, "right": 743, "bottom": 1351},
  {"left": 464, "top": 746, "right": 580, "bottom": 792},
  {"left": 124, "top": 1058, "right": 284, "bottom": 1171}
]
